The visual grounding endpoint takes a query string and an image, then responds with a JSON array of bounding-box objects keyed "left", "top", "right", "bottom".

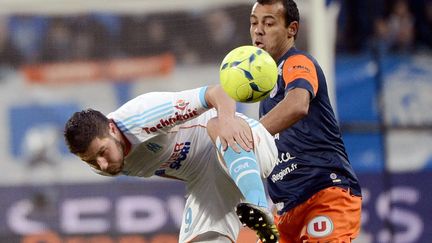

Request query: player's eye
[{"left": 99, "top": 148, "right": 107, "bottom": 157}]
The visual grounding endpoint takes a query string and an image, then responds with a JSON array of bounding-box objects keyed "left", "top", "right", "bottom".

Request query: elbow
[
  {"left": 298, "top": 107, "right": 309, "bottom": 118},
  {"left": 294, "top": 105, "right": 309, "bottom": 120}
]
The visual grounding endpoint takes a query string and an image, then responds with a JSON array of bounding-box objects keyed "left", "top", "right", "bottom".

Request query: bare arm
[
  {"left": 260, "top": 88, "right": 310, "bottom": 135},
  {"left": 205, "top": 85, "right": 237, "bottom": 121},
  {"left": 205, "top": 85, "right": 253, "bottom": 152}
]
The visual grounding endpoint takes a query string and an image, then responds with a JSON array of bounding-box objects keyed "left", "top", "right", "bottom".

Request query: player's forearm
[
  {"left": 260, "top": 108, "right": 304, "bottom": 135},
  {"left": 260, "top": 95, "right": 308, "bottom": 135},
  {"left": 205, "top": 85, "right": 236, "bottom": 118}
]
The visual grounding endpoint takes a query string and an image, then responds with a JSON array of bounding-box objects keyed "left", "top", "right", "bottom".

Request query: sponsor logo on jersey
[
  {"left": 276, "top": 152, "right": 296, "bottom": 165},
  {"left": 330, "top": 172, "right": 342, "bottom": 184},
  {"left": 174, "top": 99, "right": 190, "bottom": 111},
  {"left": 271, "top": 163, "right": 298, "bottom": 183},
  {"left": 142, "top": 109, "right": 199, "bottom": 134},
  {"left": 307, "top": 215, "right": 334, "bottom": 238},
  {"left": 146, "top": 142, "right": 163, "bottom": 154},
  {"left": 287, "top": 64, "right": 311, "bottom": 74},
  {"left": 292, "top": 64, "right": 311, "bottom": 73},
  {"left": 159, "top": 142, "right": 191, "bottom": 170},
  {"left": 270, "top": 152, "right": 297, "bottom": 182}
]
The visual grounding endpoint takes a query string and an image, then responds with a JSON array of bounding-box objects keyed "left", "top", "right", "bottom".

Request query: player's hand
[{"left": 215, "top": 116, "right": 253, "bottom": 153}]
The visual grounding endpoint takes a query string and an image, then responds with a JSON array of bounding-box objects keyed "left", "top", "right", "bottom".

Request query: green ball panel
[{"left": 219, "top": 45, "right": 278, "bottom": 103}]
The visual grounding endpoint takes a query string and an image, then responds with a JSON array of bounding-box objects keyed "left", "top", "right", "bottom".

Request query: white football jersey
[
  {"left": 104, "top": 86, "right": 278, "bottom": 242},
  {"left": 107, "top": 86, "right": 213, "bottom": 181}
]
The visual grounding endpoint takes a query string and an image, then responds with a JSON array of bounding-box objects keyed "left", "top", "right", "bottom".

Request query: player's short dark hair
[
  {"left": 257, "top": 0, "right": 300, "bottom": 27},
  {"left": 64, "top": 109, "right": 109, "bottom": 155}
]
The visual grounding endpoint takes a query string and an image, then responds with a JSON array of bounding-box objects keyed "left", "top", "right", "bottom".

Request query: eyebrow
[
  {"left": 250, "top": 15, "right": 277, "bottom": 23},
  {"left": 250, "top": 12, "right": 277, "bottom": 18}
]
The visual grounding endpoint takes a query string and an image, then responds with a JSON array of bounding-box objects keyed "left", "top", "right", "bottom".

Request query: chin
[
  {"left": 107, "top": 165, "right": 123, "bottom": 176},
  {"left": 108, "top": 169, "right": 122, "bottom": 176}
]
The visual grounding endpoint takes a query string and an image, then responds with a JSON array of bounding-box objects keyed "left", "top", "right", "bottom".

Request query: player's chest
[{"left": 122, "top": 133, "right": 199, "bottom": 177}]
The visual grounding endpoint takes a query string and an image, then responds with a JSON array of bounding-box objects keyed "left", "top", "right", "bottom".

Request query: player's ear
[
  {"left": 287, "top": 21, "right": 298, "bottom": 38},
  {"left": 108, "top": 121, "right": 117, "bottom": 135}
]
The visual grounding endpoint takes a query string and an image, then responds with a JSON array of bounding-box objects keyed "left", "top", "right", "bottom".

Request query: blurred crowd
[
  {"left": 0, "top": 0, "right": 431, "bottom": 70},
  {"left": 339, "top": 0, "right": 432, "bottom": 54},
  {"left": 0, "top": 5, "right": 251, "bottom": 69}
]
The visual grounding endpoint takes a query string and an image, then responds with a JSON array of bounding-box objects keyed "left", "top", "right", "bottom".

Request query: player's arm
[
  {"left": 260, "top": 88, "right": 310, "bottom": 135},
  {"left": 205, "top": 85, "right": 253, "bottom": 152},
  {"left": 260, "top": 54, "right": 317, "bottom": 135}
]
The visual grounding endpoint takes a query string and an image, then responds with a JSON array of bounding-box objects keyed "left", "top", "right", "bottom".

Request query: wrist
[{"left": 217, "top": 109, "right": 235, "bottom": 118}]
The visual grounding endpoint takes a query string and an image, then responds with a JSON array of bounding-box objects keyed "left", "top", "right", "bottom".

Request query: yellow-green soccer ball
[{"left": 219, "top": 45, "right": 278, "bottom": 103}]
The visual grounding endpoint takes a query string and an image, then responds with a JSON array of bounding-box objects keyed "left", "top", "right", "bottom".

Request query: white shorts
[{"left": 178, "top": 112, "right": 277, "bottom": 242}]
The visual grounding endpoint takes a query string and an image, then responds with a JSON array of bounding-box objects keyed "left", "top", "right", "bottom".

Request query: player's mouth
[{"left": 254, "top": 41, "right": 265, "bottom": 49}]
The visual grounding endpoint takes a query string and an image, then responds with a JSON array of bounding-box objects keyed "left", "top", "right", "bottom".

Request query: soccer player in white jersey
[{"left": 64, "top": 85, "right": 279, "bottom": 243}]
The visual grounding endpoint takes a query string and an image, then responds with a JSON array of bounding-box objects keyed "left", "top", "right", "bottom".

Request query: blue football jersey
[{"left": 260, "top": 47, "right": 362, "bottom": 213}]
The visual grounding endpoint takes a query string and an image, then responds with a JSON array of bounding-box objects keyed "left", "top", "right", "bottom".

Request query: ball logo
[
  {"left": 307, "top": 215, "right": 333, "bottom": 238},
  {"left": 219, "top": 45, "right": 277, "bottom": 103}
]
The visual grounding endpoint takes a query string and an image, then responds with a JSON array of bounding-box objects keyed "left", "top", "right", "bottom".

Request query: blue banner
[{"left": 0, "top": 173, "right": 431, "bottom": 242}]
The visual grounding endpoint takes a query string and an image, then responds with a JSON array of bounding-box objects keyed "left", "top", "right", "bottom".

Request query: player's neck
[
  {"left": 275, "top": 39, "right": 295, "bottom": 62},
  {"left": 121, "top": 133, "right": 132, "bottom": 156},
  {"left": 110, "top": 119, "right": 132, "bottom": 156}
]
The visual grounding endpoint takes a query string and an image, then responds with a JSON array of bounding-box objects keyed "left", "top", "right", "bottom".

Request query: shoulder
[
  {"left": 281, "top": 52, "right": 318, "bottom": 81},
  {"left": 282, "top": 52, "right": 317, "bottom": 73},
  {"left": 108, "top": 92, "right": 173, "bottom": 121},
  {"left": 280, "top": 50, "right": 319, "bottom": 95}
]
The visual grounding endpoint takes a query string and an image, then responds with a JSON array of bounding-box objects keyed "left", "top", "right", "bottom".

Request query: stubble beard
[{"left": 107, "top": 135, "right": 125, "bottom": 175}]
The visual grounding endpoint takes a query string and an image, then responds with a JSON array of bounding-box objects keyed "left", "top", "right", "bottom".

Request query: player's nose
[
  {"left": 254, "top": 23, "right": 264, "bottom": 35},
  {"left": 96, "top": 157, "right": 109, "bottom": 171}
]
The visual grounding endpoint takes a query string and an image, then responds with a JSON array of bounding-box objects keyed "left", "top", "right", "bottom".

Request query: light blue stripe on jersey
[
  {"left": 118, "top": 109, "right": 174, "bottom": 131},
  {"left": 199, "top": 86, "right": 209, "bottom": 108},
  {"left": 244, "top": 117, "right": 259, "bottom": 128},
  {"left": 116, "top": 102, "right": 173, "bottom": 130},
  {"left": 121, "top": 102, "right": 171, "bottom": 124},
  {"left": 115, "top": 120, "right": 131, "bottom": 133}
]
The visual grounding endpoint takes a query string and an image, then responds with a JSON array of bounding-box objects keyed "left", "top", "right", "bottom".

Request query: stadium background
[{"left": 0, "top": 0, "right": 431, "bottom": 242}]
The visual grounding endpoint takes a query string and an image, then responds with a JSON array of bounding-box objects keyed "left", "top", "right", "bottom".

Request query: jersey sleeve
[
  {"left": 281, "top": 54, "right": 318, "bottom": 98},
  {"left": 107, "top": 86, "right": 209, "bottom": 142}
]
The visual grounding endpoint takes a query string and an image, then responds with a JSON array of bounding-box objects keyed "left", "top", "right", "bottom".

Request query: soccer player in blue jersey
[
  {"left": 64, "top": 85, "right": 279, "bottom": 243},
  {"left": 249, "top": 0, "right": 362, "bottom": 242}
]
